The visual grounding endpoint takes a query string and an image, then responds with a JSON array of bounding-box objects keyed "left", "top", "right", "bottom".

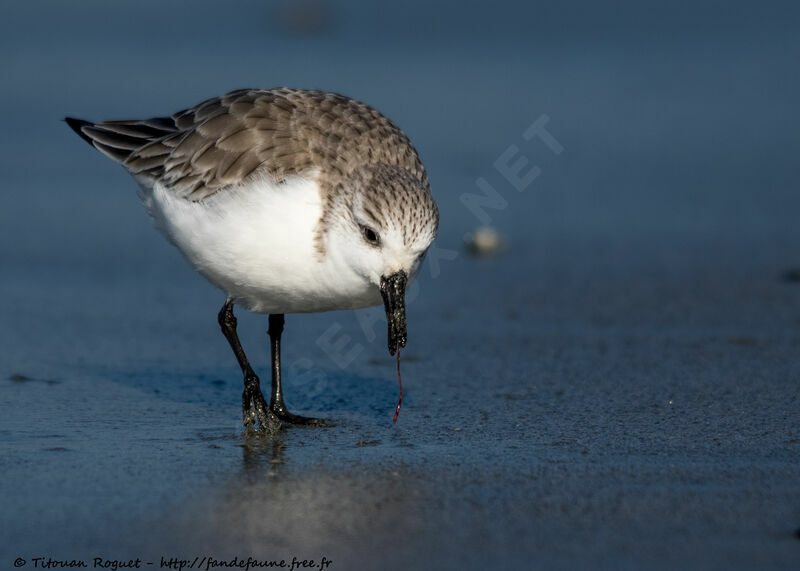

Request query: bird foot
[
  {"left": 242, "top": 375, "right": 327, "bottom": 432},
  {"left": 242, "top": 376, "right": 282, "bottom": 434},
  {"left": 270, "top": 402, "right": 329, "bottom": 427}
]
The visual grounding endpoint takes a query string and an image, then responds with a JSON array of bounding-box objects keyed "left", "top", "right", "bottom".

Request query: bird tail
[{"left": 64, "top": 115, "right": 179, "bottom": 165}]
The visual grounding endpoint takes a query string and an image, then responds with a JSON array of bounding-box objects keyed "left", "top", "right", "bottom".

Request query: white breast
[{"left": 138, "top": 174, "right": 381, "bottom": 314}]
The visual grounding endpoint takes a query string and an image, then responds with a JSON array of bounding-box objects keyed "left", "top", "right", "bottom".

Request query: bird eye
[{"left": 361, "top": 225, "right": 380, "bottom": 246}]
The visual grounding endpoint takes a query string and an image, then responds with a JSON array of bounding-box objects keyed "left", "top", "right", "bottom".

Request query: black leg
[
  {"left": 218, "top": 301, "right": 280, "bottom": 433},
  {"left": 267, "top": 313, "right": 326, "bottom": 426}
]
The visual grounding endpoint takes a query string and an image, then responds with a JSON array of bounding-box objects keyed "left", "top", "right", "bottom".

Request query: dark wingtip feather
[{"left": 64, "top": 117, "right": 96, "bottom": 146}]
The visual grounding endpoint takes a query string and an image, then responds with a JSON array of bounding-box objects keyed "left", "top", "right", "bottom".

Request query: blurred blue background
[{"left": 2, "top": 1, "right": 800, "bottom": 569}]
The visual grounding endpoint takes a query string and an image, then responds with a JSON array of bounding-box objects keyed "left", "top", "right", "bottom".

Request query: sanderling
[{"left": 66, "top": 88, "right": 439, "bottom": 432}]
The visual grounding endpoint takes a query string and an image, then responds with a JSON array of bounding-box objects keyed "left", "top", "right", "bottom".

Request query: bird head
[{"left": 326, "top": 163, "right": 438, "bottom": 354}]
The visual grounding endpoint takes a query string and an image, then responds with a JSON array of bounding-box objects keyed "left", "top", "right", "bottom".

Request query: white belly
[{"left": 139, "top": 174, "right": 382, "bottom": 314}]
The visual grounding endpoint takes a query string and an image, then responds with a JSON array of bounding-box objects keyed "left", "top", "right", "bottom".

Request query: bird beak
[{"left": 380, "top": 270, "right": 408, "bottom": 356}]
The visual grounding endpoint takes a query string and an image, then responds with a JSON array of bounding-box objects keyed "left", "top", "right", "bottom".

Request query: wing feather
[{"left": 66, "top": 88, "right": 428, "bottom": 201}]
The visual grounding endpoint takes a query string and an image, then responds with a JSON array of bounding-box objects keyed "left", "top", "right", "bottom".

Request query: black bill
[{"left": 380, "top": 270, "right": 408, "bottom": 356}]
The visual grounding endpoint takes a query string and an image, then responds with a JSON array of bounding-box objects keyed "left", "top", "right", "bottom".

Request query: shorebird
[{"left": 66, "top": 88, "right": 439, "bottom": 432}]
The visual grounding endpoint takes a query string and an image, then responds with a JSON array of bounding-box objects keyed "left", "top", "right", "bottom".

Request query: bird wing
[{"left": 67, "top": 88, "right": 427, "bottom": 202}]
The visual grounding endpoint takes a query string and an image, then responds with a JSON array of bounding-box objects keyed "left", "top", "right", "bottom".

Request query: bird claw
[
  {"left": 270, "top": 402, "right": 328, "bottom": 427},
  {"left": 242, "top": 377, "right": 281, "bottom": 434},
  {"left": 241, "top": 374, "right": 326, "bottom": 432}
]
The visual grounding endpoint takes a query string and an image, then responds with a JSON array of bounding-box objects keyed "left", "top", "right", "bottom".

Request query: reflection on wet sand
[
  {"left": 240, "top": 435, "right": 288, "bottom": 479},
  {"left": 152, "top": 435, "right": 438, "bottom": 569}
]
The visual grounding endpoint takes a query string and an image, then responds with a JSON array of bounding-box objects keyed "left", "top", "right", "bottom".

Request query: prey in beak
[{"left": 380, "top": 270, "right": 408, "bottom": 356}]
